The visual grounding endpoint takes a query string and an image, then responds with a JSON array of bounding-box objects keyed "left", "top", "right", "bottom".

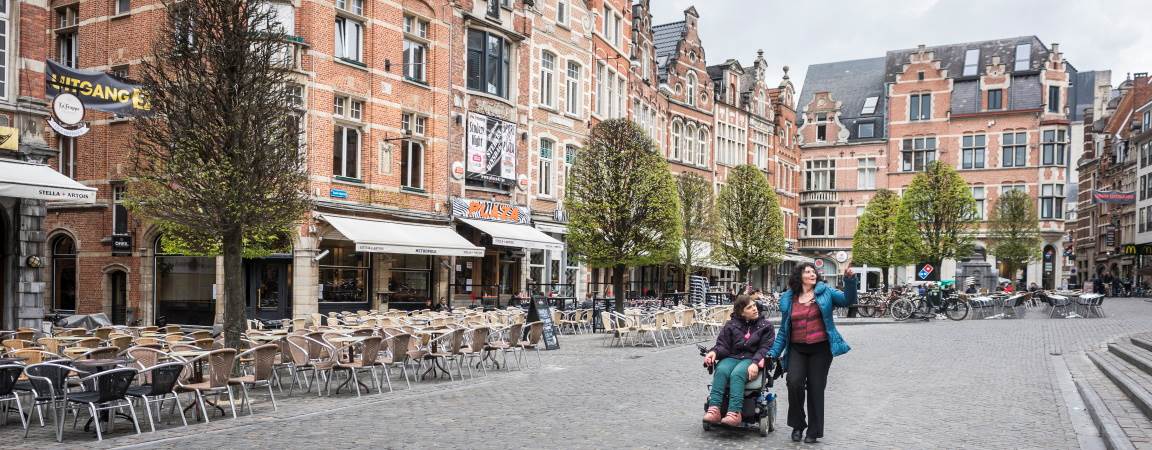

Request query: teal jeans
[{"left": 708, "top": 358, "right": 754, "bottom": 413}]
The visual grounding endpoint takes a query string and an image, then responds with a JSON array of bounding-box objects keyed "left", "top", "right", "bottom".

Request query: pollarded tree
[
  {"left": 675, "top": 171, "right": 715, "bottom": 291},
  {"left": 900, "top": 161, "right": 979, "bottom": 265},
  {"left": 987, "top": 189, "right": 1041, "bottom": 282},
  {"left": 130, "top": 0, "right": 310, "bottom": 348},
  {"left": 715, "top": 165, "right": 785, "bottom": 283},
  {"left": 851, "top": 189, "right": 919, "bottom": 287},
  {"left": 566, "top": 119, "right": 682, "bottom": 313}
]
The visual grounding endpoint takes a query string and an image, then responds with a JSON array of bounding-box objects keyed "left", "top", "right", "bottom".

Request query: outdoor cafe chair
[
  {"left": 74, "top": 347, "right": 119, "bottom": 361},
  {"left": 92, "top": 328, "right": 115, "bottom": 340},
  {"left": 37, "top": 337, "right": 62, "bottom": 355},
  {"left": 484, "top": 322, "right": 523, "bottom": 370},
  {"left": 3, "top": 339, "right": 37, "bottom": 351},
  {"left": 518, "top": 322, "right": 545, "bottom": 368},
  {"left": 334, "top": 336, "right": 384, "bottom": 396},
  {"left": 0, "top": 364, "right": 28, "bottom": 432},
  {"left": 459, "top": 327, "right": 490, "bottom": 377},
  {"left": 126, "top": 362, "right": 188, "bottom": 432},
  {"left": 423, "top": 329, "right": 466, "bottom": 381},
  {"left": 229, "top": 344, "right": 280, "bottom": 413},
  {"left": 176, "top": 348, "right": 239, "bottom": 422},
  {"left": 286, "top": 335, "right": 336, "bottom": 396},
  {"left": 108, "top": 335, "right": 134, "bottom": 352},
  {"left": 68, "top": 367, "right": 142, "bottom": 441},
  {"left": 377, "top": 334, "right": 413, "bottom": 389},
  {"left": 19, "top": 361, "right": 80, "bottom": 441}
]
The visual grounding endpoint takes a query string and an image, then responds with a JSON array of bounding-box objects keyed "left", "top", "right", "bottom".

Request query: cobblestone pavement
[{"left": 6, "top": 299, "right": 1152, "bottom": 449}]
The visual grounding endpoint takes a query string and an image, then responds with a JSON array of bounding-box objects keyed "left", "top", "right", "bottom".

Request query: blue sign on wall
[{"left": 330, "top": 188, "right": 348, "bottom": 199}]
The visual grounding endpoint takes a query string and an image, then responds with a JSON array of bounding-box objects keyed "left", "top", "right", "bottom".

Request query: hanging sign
[
  {"left": 466, "top": 112, "right": 517, "bottom": 184},
  {"left": 47, "top": 93, "right": 90, "bottom": 137},
  {"left": 1092, "top": 190, "right": 1136, "bottom": 204},
  {"left": 45, "top": 60, "right": 152, "bottom": 116},
  {"left": 0, "top": 126, "right": 18, "bottom": 151},
  {"left": 451, "top": 161, "right": 465, "bottom": 180}
]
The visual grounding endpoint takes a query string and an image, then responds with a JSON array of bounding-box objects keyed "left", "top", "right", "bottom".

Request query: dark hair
[
  {"left": 732, "top": 294, "right": 755, "bottom": 318},
  {"left": 746, "top": 287, "right": 763, "bottom": 295},
  {"left": 787, "top": 262, "right": 824, "bottom": 295}
]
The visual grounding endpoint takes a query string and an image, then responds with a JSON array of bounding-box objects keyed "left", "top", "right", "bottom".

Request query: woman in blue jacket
[{"left": 767, "top": 263, "right": 856, "bottom": 444}]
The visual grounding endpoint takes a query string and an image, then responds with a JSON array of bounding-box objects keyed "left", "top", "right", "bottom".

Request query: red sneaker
[
  {"left": 703, "top": 406, "right": 721, "bottom": 424},
  {"left": 720, "top": 411, "right": 743, "bottom": 426}
]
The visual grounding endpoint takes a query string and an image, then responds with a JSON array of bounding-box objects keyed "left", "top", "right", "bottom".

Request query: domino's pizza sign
[{"left": 915, "top": 262, "right": 940, "bottom": 281}]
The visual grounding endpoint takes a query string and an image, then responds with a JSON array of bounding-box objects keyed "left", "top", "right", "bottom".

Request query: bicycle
[{"left": 889, "top": 289, "right": 969, "bottom": 321}]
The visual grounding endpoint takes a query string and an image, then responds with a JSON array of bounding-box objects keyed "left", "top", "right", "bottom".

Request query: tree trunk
[
  {"left": 881, "top": 266, "right": 890, "bottom": 290},
  {"left": 612, "top": 263, "right": 626, "bottom": 315},
  {"left": 222, "top": 227, "right": 246, "bottom": 350}
]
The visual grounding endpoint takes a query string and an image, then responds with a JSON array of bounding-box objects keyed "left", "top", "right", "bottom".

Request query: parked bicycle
[{"left": 889, "top": 288, "right": 969, "bottom": 321}]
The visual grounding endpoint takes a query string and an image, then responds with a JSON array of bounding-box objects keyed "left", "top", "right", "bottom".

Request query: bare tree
[{"left": 129, "top": 0, "right": 309, "bottom": 348}]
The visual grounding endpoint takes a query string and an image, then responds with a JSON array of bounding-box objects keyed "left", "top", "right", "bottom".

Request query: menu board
[{"left": 529, "top": 296, "right": 560, "bottom": 350}]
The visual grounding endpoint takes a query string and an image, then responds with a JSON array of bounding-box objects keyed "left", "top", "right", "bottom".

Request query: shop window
[
  {"left": 318, "top": 243, "right": 369, "bottom": 303},
  {"left": 155, "top": 236, "right": 216, "bottom": 325},
  {"left": 387, "top": 254, "right": 431, "bottom": 305}
]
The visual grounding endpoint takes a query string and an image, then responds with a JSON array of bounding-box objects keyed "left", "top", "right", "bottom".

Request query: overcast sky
[{"left": 648, "top": 0, "right": 1148, "bottom": 102}]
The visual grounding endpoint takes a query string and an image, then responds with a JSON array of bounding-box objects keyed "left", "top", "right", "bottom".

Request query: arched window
[
  {"left": 685, "top": 123, "right": 697, "bottom": 162},
  {"left": 671, "top": 121, "right": 683, "bottom": 160},
  {"left": 687, "top": 72, "right": 697, "bottom": 107},
  {"left": 51, "top": 235, "right": 77, "bottom": 311},
  {"left": 698, "top": 128, "right": 709, "bottom": 166}
]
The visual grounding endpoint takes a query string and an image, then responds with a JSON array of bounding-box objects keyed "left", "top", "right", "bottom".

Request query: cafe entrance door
[{"left": 247, "top": 259, "right": 292, "bottom": 321}]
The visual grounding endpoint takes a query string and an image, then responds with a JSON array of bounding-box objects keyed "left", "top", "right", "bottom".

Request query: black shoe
[
  {"left": 791, "top": 429, "right": 804, "bottom": 442},
  {"left": 804, "top": 435, "right": 819, "bottom": 444}
]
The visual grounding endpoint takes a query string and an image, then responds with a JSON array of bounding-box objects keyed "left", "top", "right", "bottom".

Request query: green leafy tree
[
  {"left": 901, "top": 162, "right": 979, "bottom": 264},
  {"left": 129, "top": 0, "right": 310, "bottom": 348},
  {"left": 851, "top": 189, "right": 919, "bottom": 287},
  {"left": 715, "top": 165, "right": 785, "bottom": 282},
  {"left": 987, "top": 189, "right": 1041, "bottom": 281},
  {"left": 566, "top": 119, "right": 681, "bottom": 313},
  {"left": 675, "top": 171, "right": 716, "bottom": 291}
]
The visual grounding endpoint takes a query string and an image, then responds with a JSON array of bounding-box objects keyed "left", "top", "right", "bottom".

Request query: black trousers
[{"left": 786, "top": 341, "right": 833, "bottom": 437}]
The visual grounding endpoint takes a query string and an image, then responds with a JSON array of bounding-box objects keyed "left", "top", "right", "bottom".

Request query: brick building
[{"left": 799, "top": 37, "right": 1108, "bottom": 290}]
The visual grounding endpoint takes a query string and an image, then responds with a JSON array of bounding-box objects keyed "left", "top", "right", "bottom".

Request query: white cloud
[{"left": 648, "top": 0, "right": 1149, "bottom": 101}]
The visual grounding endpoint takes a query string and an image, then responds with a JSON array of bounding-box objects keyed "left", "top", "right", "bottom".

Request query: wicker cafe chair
[
  {"left": 484, "top": 322, "right": 523, "bottom": 371},
  {"left": 229, "top": 344, "right": 280, "bottom": 414},
  {"left": 518, "top": 321, "right": 545, "bottom": 368},
  {"left": 459, "top": 327, "right": 490, "bottom": 378},
  {"left": 334, "top": 337, "right": 385, "bottom": 396},
  {"left": 176, "top": 348, "right": 240, "bottom": 423},
  {"left": 377, "top": 333, "right": 413, "bottom": 389},
  {"left": 423, "top": 329, "right": 466, "bottom": 381},
  {"left": 126, "top": 362, "right": 188, "bottom": 432},
  {"left": 285, "top": 335, "right": 336, "bottom": 396}
]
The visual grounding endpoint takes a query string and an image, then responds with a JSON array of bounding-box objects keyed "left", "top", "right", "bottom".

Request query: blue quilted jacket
[{"left": 767, "top": 278, "right": 857, "bottom": 369}]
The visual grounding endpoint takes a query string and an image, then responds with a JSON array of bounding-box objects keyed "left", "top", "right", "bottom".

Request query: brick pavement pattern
[{"left": 7, "top": 299, "right": 1152, "bottom": 449}]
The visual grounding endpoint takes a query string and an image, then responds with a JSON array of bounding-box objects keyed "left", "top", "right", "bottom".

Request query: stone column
[
  {"left": 15, "top": 199, "right": 47, "bottom": 330},
  {"left": 292, "top": 235, "right": 318, "bottom": 320},
  {"left": 213, "top": 256, "right": 225, "bottom": 324}
]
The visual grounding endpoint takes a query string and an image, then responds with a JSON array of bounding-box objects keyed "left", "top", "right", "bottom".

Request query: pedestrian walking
[{"left": 767, "top": 263, "right": 857, "bottom": 444}]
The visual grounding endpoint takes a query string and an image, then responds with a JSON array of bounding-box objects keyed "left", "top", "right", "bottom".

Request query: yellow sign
[{"left": 0, "top": 126, "right": 18, "bottom": 151}]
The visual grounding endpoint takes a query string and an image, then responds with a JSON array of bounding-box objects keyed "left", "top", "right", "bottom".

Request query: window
[
  {"left": 857, "top": 158, "right": 877, "bottom": 189},
  {"left": 335, "top": 0, "right": 363, "bottom": 15},
  {"left": 403, "top": 15, "right": 429, "bottom": 83},
  {"left": 696, "top": 128, "right": 708, "bottom": 166},
  {"left": 334, "top": 16, "right": 364, "bottom": 63},
  {"left": 539, "top": 51, "right": 556, "bottom": 108},
  {"left": 115, "top": 0, "right": 130, "bottom": 15},
  {"left": 0, "top": 0, "right": 8, "bottom": 98},
  {"left": 1040, "top": 184, "right": 1064, "bottom": 219},
  {"left": 401, "top": 112, "right": 426, "bottom": 136},
  {"left": 805, "top": 207, "right": 836, "bottom": 237},
  {"left": 318, "top": 243, "right": 369, "bottom": 303},
  {"left": 603, "top": 6, "right": 622, "bottom": 47},
  {"left": 1001, "top": 132, "right": 1027, "bottom": 167},
  {"left": 287, "top": 84, "right": 304, "bottom": 109},
  {"left": 1002, "top": 184, "right": 1026, "bottom": 194},
  {"left": 401, "top": 140, "right": 424, "bottom": 190},
  {"left": 51, "top": 235, "right": 77, "bottom": 311},
  {"left": 861, "top": 96, "right": 878, "bottom": 114},
  {"left": 1014, "top": 43, "right": 1031, "bottom": 71},
  {"left": 816, "top": 124, "right": 826, "bottom": 142},
  {"left": 961, "top": 134, "right": 986, "bottom": 169},
  {"left": 988, "top": 89, "right": 1003, "bottom": 110},
  {"left": 917, "top": 71, "right": 924, "bottom": 81},
  {"left": 857, "top": 122, "right": 875, "bottom": 139},
  {"left": 686, "top": 72, "right": 697, "bottom": 107},
  {"left": 901, "top": 137, "right": 936, "bottom": 171},
  {"left": 58, "top": 137, "right": 76, "bottom": 179},
  {"left": 333, "top": 125, "right": 360, "bottom": 179},
  {"left": 909, "top": 93, "right": 931, "bottom": 121},
  {"left": 564, "top": 144, "right": 577, "bottom": 183},
  {"left": 971, "top": 186, "right": 986, "bottom": 220},
  {"left": 806, "top": 159, "right": 836, "bottom": 190},
  {"left": 334, "top": 96, "right": 363, "bottom": 121},
  {"left": 538, "top": 139, "right": 554, "bottom": 196},
  {"left": 556, "top": 0, "right": 568, "bottom": 26},
  {"left": 467, "top": 29, "right": 511, "bottom": 98},
  {"left": 594, "top": 62, "right": 605, "bottom": 116},
  {"left": 963, "top": 48, "right": 979, "bottom": 76},
  {"left": 55, "top": 5, "right": 79, "bottom": 68},
  {"left": 1048, "top": 85, "right": 1060, "bottom": 113},
  {"left": 671, "top": 121, "right": 683, "bottom": 160},
  {"left": 113, "top": 185, "right": 129, "bottom": 235},
  {"left": 564, "top": 61, "right": 581, "bottom": 115},
  {"left": 685, "top": 123, "right": 697, "bottom": 163},
  {"left": 1041, "top": 129, "right": 1067, "bottom": 166},
  {"left": 1144, "top": 111, "right": 1151, "bottom": 132},
  {"left": 486, "top": 0, "right": 499, "bottom": 18}
]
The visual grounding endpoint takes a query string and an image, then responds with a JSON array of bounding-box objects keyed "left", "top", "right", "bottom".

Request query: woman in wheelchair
[{"left": 702, "top": 294, "right": 775, "bottom": 426}]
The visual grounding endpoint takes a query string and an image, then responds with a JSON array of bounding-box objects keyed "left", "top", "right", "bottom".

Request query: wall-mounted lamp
[
  {"left": 521, "top": 132, "right": 528, "bottom": 142},
  {"left": 383, "top": 59, "right": 391, "bottom": 72},
  {"left": 453, "top": 113, "right": 462, "bottom": 126}
]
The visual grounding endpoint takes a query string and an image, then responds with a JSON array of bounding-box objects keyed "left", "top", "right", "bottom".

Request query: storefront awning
[
  {"left": 783, "top": 254, "right": 816, "bottom": 264},
  {"left": 682, "top": 241, "right": 738, "bottom": 271},
  {"left": 458, "top": 218, "right": 565, "bottom": 251},
  {"left": 320, "top": 215, "right": 485, "bottom": 257},
  {"left": 0, "top": 159, "right": 96, "bottom": 203}
]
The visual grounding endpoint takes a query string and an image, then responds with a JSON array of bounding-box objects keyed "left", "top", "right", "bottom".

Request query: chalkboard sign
[{"left": 528, "top": 296, "right": 560, "bottom": 350}]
